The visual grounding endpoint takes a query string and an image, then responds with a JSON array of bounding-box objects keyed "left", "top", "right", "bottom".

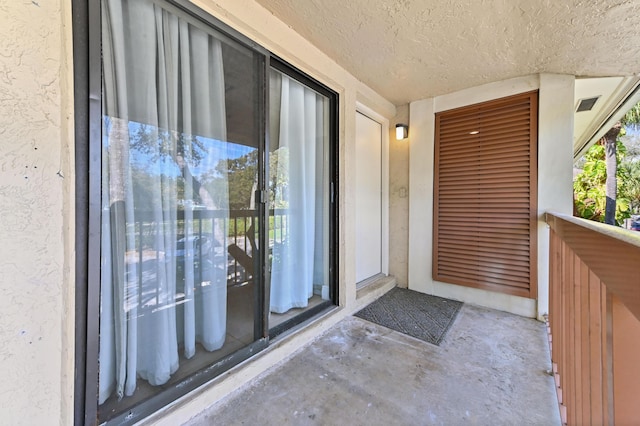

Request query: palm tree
[{"left": 603, "top": 101, "right": 640, "bottom": 224}]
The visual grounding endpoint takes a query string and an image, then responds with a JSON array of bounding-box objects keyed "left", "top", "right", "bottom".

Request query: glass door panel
[
  {"left": 267, "top": 67, "right": 332, "bottom": 333},
  {"left": 98, "top": 0, "right": 263, "bottom": 420}
]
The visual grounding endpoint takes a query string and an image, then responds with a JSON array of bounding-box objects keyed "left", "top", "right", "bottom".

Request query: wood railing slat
[
  {"left": 587, "top": 270, "right": 603, "bottom": 425},
  {"left": 572, "top": 254, "right": 583, "bottom": 426},
  {"left": 611, "top": 297, "right": 640, "bottom": 425},
  {"left": 578, "top": 260, "right": 590, "bottom": 426}
]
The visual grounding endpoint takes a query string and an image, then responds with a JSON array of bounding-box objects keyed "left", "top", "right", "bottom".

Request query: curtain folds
[
  {"left": 99, "top": 0, "right": 331, "bottom": 407},
  {"left": 269, "top": 73, "right": 328, "bottom": 314},
  {"left": 100, "top": 0, "right": 228, "bottom": 404}
]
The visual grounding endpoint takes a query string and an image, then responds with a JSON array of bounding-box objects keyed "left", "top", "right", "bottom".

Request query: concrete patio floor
[{"left": 186, "top": 304, "right": 561, "bottom": 426}]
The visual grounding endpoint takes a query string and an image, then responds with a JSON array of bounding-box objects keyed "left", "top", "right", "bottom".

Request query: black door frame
[{"left": 71, "top": 0, "right": 339, "bottom": 424}]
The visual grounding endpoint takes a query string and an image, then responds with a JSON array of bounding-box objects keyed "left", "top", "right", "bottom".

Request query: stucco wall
[
  {"left": 408, "top": 74, "right": 575, "bottom": 319},
  {"left": 388, "top": 104, "right": 409, "bottom": 287},
  {"left": 0, "top": 0, "right": 75, "bottom": 425},
  {"left": 537, "top": 74, "right": 575, "bottom": 318}
]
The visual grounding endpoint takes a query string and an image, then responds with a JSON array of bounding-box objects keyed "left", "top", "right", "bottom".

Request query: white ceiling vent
[{"left": 576, "top": 96, "right": 600, "bottom": 112}]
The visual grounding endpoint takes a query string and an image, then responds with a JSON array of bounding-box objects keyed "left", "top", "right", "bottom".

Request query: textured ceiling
[{"left": 255, "top": 0, "right": 640, "bottom": 105}]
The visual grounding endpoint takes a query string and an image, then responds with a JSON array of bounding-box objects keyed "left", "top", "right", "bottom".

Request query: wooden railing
[
  {"left": 546, "top": 213, "right": 640, "bottom": 426},
  {"left": 128, "top": 208, "right": 288, "bottom": 288}
]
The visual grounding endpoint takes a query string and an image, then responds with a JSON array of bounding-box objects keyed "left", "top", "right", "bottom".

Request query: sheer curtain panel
[
  {"left": 269, "top": 71, "right": 329, "bottom": 314},
  {"left": 100, "top": 0, "right": 228, "bottom": 404}
]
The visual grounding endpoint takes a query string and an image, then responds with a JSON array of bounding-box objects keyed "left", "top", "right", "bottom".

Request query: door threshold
[{"left": 356, "top": 273, "right": 386, "bottom": 290}]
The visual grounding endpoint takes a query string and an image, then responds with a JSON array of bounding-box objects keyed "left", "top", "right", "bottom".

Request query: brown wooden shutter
[{"left": 433, "top": 91, "right": 538, "bottom": 298}]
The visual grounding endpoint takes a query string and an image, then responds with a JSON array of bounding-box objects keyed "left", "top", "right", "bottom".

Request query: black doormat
[{"left": 354, "top": 287, "right": 463, "bottom": 346}]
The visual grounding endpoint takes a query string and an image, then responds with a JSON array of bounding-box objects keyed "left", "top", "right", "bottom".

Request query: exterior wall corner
[{"left": 537, "top": 73, "right": 576, "bottom": 319}]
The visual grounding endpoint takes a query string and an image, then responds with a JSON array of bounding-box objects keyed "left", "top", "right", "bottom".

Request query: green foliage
[
  {"left": 123, "top": 119, "right": 297, "bottom": 241},
  {"left": 574, "top": 140, "right": 631, "bottom": 225},
  {"left": 621, "top": 102, "right": 640, "bottom": 129},
  {"left": 131, "top": 124, "right": 207, "bottom": 166},
  {"left": 620, "top": 161, "right": 640, "bottom": 214},
  {"left": 131, "top": 166, "right": 183, "bottom": 209},
  {"left": 201, "top": 148, "right": 292, "bottom": 212},
  {"left": 574, "top": 102, "right": 640, "bottom": 225},
  {"left": 203, "top": 150, "right": 258, "bottom": 210},
  {"left": 269, "top": 148, "right": 290, "bottom": 209},
  {"left": 227, "top": 217, "right": 249, "bottom": 237}
]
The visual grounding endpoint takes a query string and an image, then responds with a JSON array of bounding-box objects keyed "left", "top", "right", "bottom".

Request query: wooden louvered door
[{"left": 433, "top": 91, "right": 538, "bottom": 298}]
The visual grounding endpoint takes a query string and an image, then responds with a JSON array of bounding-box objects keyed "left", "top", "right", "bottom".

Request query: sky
[{"left": 103, "top": 117, "right": 255, "bottom": 179}]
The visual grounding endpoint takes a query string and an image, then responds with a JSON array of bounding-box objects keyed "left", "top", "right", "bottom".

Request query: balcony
[
  {"left": 144, "top": 212, "right": 640, "bottom": 426},
  {"left": 185, "top": 302, "right": 561, "bottom": 425}
]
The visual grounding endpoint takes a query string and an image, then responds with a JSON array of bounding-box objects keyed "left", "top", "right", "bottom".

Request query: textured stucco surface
[
  {"left": 537, "top": 74, "right": 575, "bottom": 319},
  {"left": 388, "top": 105, "right": 409, "bottom": 287},
  {"left": 255, "top": 0, "right": 640, "bottom": 105},
  {"left": 0, "top": 0, "right": 74, "bottom": 424}
]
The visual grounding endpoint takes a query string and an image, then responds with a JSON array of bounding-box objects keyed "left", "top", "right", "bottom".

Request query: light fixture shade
[{"left": 396, "top": 124, "right": 408, "bottom": 140}]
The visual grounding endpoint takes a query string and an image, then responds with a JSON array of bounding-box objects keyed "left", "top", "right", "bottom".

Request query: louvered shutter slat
[{"left": 433, "top": 91, "right": 538, "bottom": 298}]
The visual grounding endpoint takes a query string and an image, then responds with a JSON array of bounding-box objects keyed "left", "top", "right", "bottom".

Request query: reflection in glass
[
  {"left": 99, "top": 0, "right": 259, "bottom": 419},
  {"left": 268, "top": 69, "right": 330, "bottom": 324}
]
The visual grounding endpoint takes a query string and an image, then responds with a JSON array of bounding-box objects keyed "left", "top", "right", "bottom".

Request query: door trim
[{"left": 355, "top": 103, "right": 389, "bottom": 279}]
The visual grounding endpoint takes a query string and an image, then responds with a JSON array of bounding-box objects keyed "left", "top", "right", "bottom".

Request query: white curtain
[
  {"left": 269, "top": 72, "right": 328, "bottom": 313},
  {"left": 100, "top": 0, "right": 228, "bottom": 404}
]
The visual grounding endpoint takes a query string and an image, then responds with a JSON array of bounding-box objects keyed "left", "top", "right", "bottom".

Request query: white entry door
[{"left": 355, "top": 112, "right": 382, "bottom": 283}]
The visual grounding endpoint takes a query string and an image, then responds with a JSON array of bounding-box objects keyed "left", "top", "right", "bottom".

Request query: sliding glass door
[
  {"left": 267, "top": 66, "right": 333, "bottom": 334},
  {"left": 94, "top": 0, "right": 336, "bottom": 423},
  {"left": 99, "top": 0, "right": 264, "bottom": 419}
]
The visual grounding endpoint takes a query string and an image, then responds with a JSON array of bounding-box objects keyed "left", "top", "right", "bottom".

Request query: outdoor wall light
[{"left": 396, "top": 124, "right": 408, "bottom": 140}]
